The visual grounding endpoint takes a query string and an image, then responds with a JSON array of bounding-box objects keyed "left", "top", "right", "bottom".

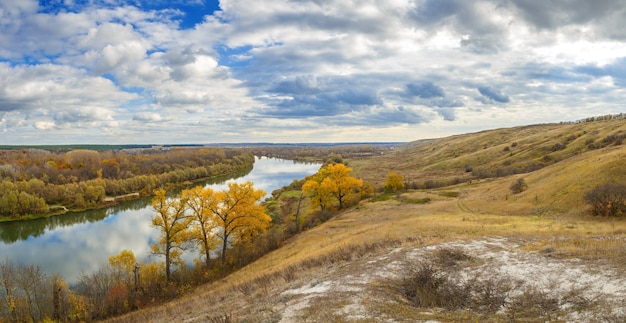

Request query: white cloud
[
  {"left": 534, "top": 40, "right": 626, "bottom": 66},
  {"left": 132, "top": 111, "right": 170, "bottom": 122},
  {"left": 95, "top": 41, "right": 147, "bottom": 73},
  {"left": 34, "top": 121, "right": 55, "bottom": 130},
  {"left": 1, "top": 0, "right": 626, "bottom": 144}
]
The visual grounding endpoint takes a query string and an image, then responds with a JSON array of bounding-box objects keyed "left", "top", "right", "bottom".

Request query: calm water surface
[{"left": 0, "top": 157, "right": 320, "bottom": 283}]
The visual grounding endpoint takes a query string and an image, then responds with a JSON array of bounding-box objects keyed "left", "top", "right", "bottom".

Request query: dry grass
[
  {"left": 110, "top": 186, "right": 626, "bottom": 322},
  {"left": 351, "top": 118, "right": 626, "bottom": 188},
  {"left": 108, "top": 119, "right": 626, "bottom": 322},
  {"left": 523, "top": 236, "right": 626, "bottom": 264}
]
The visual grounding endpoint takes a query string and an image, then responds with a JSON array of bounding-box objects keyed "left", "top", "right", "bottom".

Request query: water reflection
[
  {"left": 0, "top": 167, "right": 251, "bottom": 244},
  {"left": 0, "top": 201, "right": 142, "bottom": 244},
  {"left": 0, "top": 157, "right": 320, "bottom": 283}
]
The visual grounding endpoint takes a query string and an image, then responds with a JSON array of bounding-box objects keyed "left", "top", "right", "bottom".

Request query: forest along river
[{"left": 0, "top": 157, "right": 321, "bottom": 284}]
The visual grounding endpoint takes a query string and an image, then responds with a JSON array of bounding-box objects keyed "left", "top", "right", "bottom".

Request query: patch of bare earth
[
  {"left": 272, "top": 237, "right": 626, "bottom": 322},
  {"left": 118, "top": 237, "right": 626, "bottom": 322}
]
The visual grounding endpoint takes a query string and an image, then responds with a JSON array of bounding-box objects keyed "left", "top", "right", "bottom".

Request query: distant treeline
[
  {"left": 251, "top": 143, "right": 399, "bottom": 163},
  {"left": 0, "top": 144, "right": 155, "bottom": 152},
  {"left": 0, "top": 147, "right": 254, "bottom": 220},
  {"left": 574, "top": 113, "right": 626, "bottom": 124},
  {"left": 0, "top": 142, "right": 405, "bottom": 151}
]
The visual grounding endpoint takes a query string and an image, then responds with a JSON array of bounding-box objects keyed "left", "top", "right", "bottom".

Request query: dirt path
[{"left": 456, "top": 190, "right": 476, "bottom": 214}]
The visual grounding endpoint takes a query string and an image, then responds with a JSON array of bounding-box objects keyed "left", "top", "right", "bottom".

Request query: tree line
[
  {"left": 148, "top": 162, "right": 366, "bottom": 282},
  {"left": 250, "top": 143, "right": 397, "bottom": 163},
  {"left": 0, "top": 148, "right": 254, "bottom": 220},
  {"left": 0, "top": 162, "right": 368, "bottom": 321}
]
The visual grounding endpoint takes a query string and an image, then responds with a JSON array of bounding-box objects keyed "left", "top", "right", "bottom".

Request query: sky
[{"left": 1, "top": 0, "right": 625, "bottom": 145}]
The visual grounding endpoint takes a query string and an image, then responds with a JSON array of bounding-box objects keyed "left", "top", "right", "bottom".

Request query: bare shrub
[
  {"left": 235, "top": 281, "right": 255, "bottom": 297},
  {"left": 207, "top": 312, "right": 238, "bottom": 323},
  {"left": 423, "top": 180, "right": 436, "bottom": 189},
  {"left": 434, "top": 247, "right": 474, "bottom": 267},
  {"left": 469, "top": 277, "right": 511, "bottom": 313},
  {"left": 396, "top": 256, "right": 597, "bottom": 320},
  {"left": 601, "top": 311, "right": 626, "bottom": 323},
  {"left": 280, "top": 265, "right": 299, "bottom": 282},
  {"left": 302, "top": 209, "right": 333, "bottom": 230},
  {"left": 509, "top": 178, "right": 528, "bottom": 194},
  {"left": 439, "top": 191, "right": 459, "bottom": 198},
  {"left": 585, "top": 183, "right": 626, "bottom": 217},
  {"left": 505, "top": 287, "right": 560, "bottom": 321},
  {"left": 401, "top": 197, "right": 431, "bottom": 204},
  {"left": 399, "top": 264, "right": 470, "bottom": 310},
  {"left": 0, "top": 261, "right": 54, "bottom": 322}
]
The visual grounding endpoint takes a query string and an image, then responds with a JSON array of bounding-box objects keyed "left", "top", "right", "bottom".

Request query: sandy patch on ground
[{"left": 276, "top": 237, "right": 626, "bottom": 322}]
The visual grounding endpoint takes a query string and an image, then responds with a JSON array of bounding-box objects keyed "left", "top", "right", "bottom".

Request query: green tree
[{"left": 150, "top": 189, "right": 192, "bottom": 281}]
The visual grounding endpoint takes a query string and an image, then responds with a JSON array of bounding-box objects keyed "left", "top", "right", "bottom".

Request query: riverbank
[
  {"left": 0, "top": 156, "right": 322, "bottom": 293},
  {"left": 0, "top": 148, "right": 256, "bottom": 221},
  {"left": 0, "top": 164, "right": 255, "bottom": 223}
]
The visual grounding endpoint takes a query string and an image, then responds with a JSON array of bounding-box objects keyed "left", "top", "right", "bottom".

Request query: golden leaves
[
  {"left": 303, "top": 163, "right": 364, "bottom": 209},
  {"left": 152, "top": 181, "right": 270, "bottom": 269}
]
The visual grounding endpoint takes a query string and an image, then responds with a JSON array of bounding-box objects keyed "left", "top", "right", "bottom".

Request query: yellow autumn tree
[
  {"left": 384, "top": 171, "right": 405, "bottom": 193},
  {"left": 150, "top": 188, "right": 192, "bottom": 281},
  {"left": 302, "top": 169, "right": 335, "bottom": 211},
  {"left": 303, "top": 163, "right": 363, "bottom": 209},
  {"left": 181, "top": 186, "right": 220, "bottom": 267},
  {"left": 325, "top": 163, "right": 363, "bottom": 209},
  {"left": 108, "top": 249, "right": 136, "bottom": 286},
  {"left": 208, "top": 181, "right": 270, "bottom": 265},
  {"left": 139, "top": 262, "right": 164, "bottom": 292}
]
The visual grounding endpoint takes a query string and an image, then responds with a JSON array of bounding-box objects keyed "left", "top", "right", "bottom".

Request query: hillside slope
[
  {"left": 109, "top": 118, "right": 626, "bottom": 322},
  {"left": 351, "top": 118, "right": 626, "bottom": 189},
  {"left": 460, "top": 144, "right": 626, "bottom": 216}
]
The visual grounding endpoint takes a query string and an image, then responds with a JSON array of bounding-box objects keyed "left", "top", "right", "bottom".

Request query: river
[{"left": 0, "top": 157, "right": 321, "bottom": 283}]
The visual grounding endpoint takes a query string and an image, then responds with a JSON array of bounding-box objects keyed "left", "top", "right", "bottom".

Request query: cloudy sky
[{"left": 1, "top": 0, "right": 625, "bottom": 144}]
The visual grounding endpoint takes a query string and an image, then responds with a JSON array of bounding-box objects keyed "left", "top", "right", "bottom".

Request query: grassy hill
[
  {"left": 109, "top": 118, "right": 626, "bottom": 322},
  {"left": 351, "top": 118, "right": 626, "bottom": 187}
]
